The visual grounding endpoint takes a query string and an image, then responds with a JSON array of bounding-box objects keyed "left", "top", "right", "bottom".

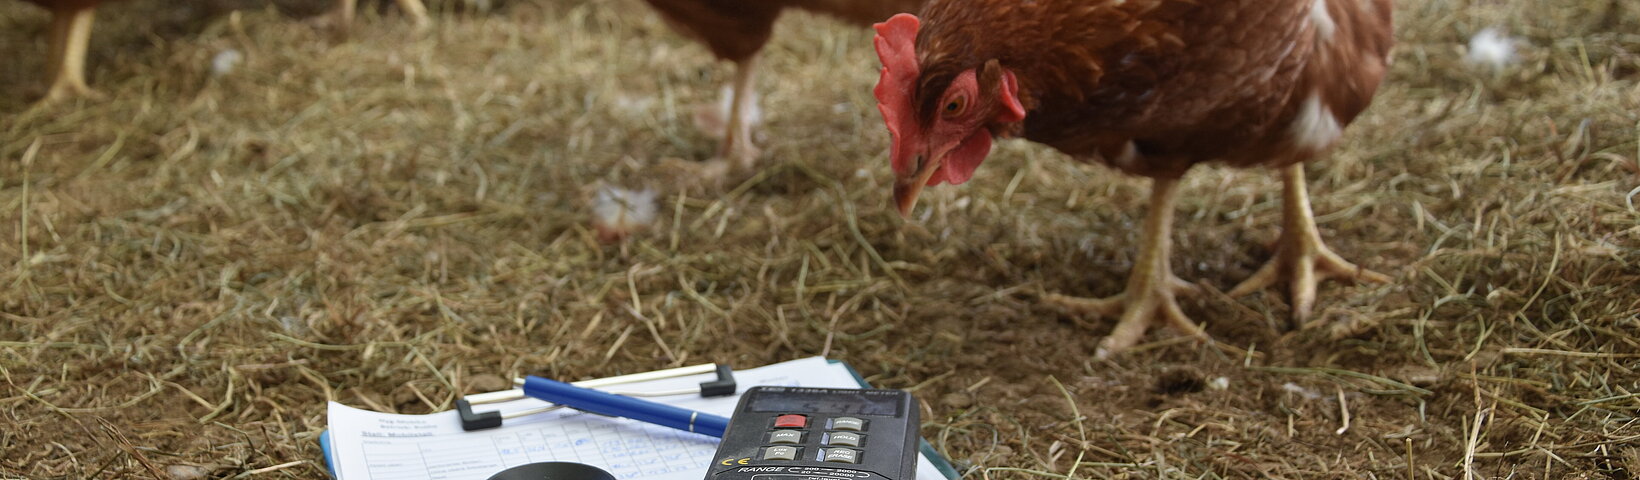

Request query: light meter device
[{"left": 703, "top": 387, "right": 919, "bottom": 480}]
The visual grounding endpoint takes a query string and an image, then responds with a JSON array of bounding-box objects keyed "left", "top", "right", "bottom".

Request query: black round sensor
[{"left": 486, "top": 462, "right": 617, "bottom": 480}]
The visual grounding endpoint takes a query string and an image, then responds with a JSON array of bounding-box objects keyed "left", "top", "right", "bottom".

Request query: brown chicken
[
  {"left": 875, "top": 0, "right": 1394, "bottom": 355},
  {"left": 642, "top": 0, "right": 924, "bottom": 168},
  {"left": 15, "top": 0, "right": 123, "bottom": 104}
]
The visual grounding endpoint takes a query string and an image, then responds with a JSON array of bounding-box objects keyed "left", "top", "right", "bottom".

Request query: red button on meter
[{"left": 773, "top": 415, "right": 808, "bottom": 428}]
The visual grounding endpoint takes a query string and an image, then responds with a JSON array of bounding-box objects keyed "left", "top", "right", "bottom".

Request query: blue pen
[{"left": 523, "top": 376, "right": 730, "bottom": 438}]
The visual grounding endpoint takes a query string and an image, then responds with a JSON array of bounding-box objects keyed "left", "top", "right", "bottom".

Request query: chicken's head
[{"left": 874, "top": 13, "right": 1025, "bottom": 217}]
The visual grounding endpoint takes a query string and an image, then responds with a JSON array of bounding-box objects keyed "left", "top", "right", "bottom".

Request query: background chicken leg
[
  {"left": 718, "top": 55, "right": 760, "bottom": 169},
  {"left": 40, "top": 5, "right": 98, "bottom": 104},
  {"left": 1228, "top": 163, "right": 1391, "bottom": 323},
  {"left": 1047, "top": 178, "right": 1206, "bottom": 357},
  {"left": 691, "top": 54, "right": 763, "bottom": 170},
  {"left": 329, "top": 0, "right": 430, "bottom": 31}
]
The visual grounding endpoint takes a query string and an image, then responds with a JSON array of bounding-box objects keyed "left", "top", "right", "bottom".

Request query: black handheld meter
[{"left": 704, "top": 387, "right": 919, "bottom": 480}]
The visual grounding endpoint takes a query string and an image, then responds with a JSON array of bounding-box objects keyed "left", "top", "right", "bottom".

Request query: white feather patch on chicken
[
  {"left": 591, "top": 186, "right": 658, "bottom": 243},
  {"left": 1289, "top": 93, "right": 1342, "bottom": 153},
  {"left": 1465, "top": 28, "right": 1518, "bottom": 70},
  {"left": 1309, "top": 0, "right": 1335, "bottom": 41}
]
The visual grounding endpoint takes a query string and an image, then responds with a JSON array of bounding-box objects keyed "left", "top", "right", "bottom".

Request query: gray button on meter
[
  {"left": 830, "top": 417, "right": 866, "bottom": 431},
  {"left": 768, "top": 430, "right": 803, "bottom": 444},
  {"left": 822, "top": 448, "right": 861, "bottom": 464},
  {"left": 825, "top": 432, "right": 863, "bottom": 447},
  {"left": 762, "top": 446, "right": 799, "bottom": 461}
]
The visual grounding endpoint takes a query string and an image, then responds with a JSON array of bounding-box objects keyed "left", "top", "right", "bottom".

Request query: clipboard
[{"left": 319, "top": 357, "right": 960, "bottom": 480}]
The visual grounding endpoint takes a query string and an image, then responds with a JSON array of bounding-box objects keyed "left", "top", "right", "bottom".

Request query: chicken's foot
[
  {"left": 1227, "top": 163, "right": 1390, "bottom": 324},
  {"left": 1044, "top": 276, "right": 1195, "bottom": 318},
  {"left": 40, "top": 6, "right": 100, "bottom": 104},
  {"left": 1045, "top": 177, "right": 1206, "bottom": 358}
]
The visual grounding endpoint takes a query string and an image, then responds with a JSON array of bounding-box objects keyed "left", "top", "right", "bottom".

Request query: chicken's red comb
[{"left": 874, "top": 14, "right": 921, "bottom": 175}]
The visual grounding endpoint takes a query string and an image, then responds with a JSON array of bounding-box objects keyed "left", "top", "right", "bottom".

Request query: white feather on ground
[
  {"left": 1465, "top": 28, "right": 1518, "bottom": 70},
  {"left": 591, "top": 186, "right": 658, "bottom": 243},
  {"left": 613, "top": 94, "right": 656, "bottom": 116},
  {"left": 1282, "top": 382, "right": 1324, "bottom": 400},
  {"left": 211, "top": 49, "right": 244, "bottom": 77}
]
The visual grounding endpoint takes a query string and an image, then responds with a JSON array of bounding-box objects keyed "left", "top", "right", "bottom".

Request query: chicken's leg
[
  {"left": 720, "top": 55, "right": 761, "bottom": 169},
  {"left": 1227, "top": 163, "right": 1390, "bottom": 324},
  {"left": 322, "top": 0, "right": 429, "bottom": 32},
  {"left": 1046, "top": 177, "right": 1206, "bottom": 358},
  {"left": 40, "top": 6, "right": 99, "bottom": 104},
  {"left": 314, "top": 0, "right": 359, "bottom": 32},
  {"left": 692, "top": 55, "right": 763, "bottom": 170},
  {"left": 395, "top": 0, "right": 431, "bottom": 31}
]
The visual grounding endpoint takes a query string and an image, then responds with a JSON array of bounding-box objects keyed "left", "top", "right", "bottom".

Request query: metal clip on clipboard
[{"left": 454, "top": 363, "right": 736, "bottom": 431}]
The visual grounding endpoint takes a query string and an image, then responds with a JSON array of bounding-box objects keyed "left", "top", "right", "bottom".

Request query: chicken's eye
[{"left": 944, "top": 96, "right": 968, "bottom": 117}]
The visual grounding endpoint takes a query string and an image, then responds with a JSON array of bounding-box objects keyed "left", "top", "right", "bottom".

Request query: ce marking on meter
[{"left": 719, "top": 457, "right": 752, "bottom": 466}]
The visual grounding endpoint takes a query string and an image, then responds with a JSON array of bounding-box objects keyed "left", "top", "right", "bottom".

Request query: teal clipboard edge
[
  {"left": 319, "top": 360, "right": 964, "bottom": 480},
  {"left": 828, "top": 359, "right": 962, "bottom": 480}
]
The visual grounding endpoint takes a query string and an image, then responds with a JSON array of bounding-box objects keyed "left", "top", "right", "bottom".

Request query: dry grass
[{"left": 2, "top": 0, "right": 1637, "bottom": 478}]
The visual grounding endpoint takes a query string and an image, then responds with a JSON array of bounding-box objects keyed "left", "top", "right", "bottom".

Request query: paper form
[{"left": 326, "top": 357, "right": 948, "bottom": 480}]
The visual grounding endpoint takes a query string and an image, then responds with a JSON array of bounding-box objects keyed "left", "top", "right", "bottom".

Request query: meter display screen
[{"left": 746, "top": 390, "right": 901, "bottom": 416}]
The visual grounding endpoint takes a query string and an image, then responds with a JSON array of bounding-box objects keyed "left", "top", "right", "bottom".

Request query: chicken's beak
[{"left": 892, "top": 152, "right": 942, "bottom": 217}]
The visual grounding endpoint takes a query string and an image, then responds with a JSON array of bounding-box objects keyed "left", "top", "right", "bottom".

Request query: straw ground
[{"left": 2, "top": 0, "right": 1637, "bottom": 478}]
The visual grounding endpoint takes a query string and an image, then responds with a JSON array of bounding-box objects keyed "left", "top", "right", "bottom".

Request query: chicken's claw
[
  {"left": 40, "top": 81, "right": 101, "bottom": 105},
  {"left": 1044, "top": 177, "right": 1208, "bottom": 358},
  {"left": 1229, "top": 164, "right": 1391, "bottom": 325},
  {"left": 1045, "top": 275, "right": 1204, "bottom": 359},
  {"left": 1045, "top": 276, "right": 1195, "bottom": 319},
  {"left": 1227, "top": 237, "right": 1390, "bottom": 325}
]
